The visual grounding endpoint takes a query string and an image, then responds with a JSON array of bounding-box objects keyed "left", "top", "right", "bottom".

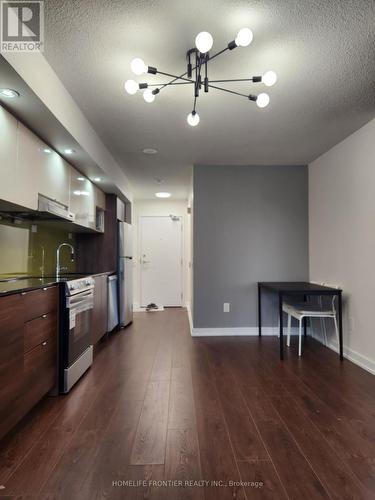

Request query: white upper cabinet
[
  {"left": 0, "top": 106, "right": 19, "bottom": 205},
  {"left": 69, "top": 166, "right": 96, "bottom": 229},
  {"left": 94, "top": 185, "right": 105, "bottom": 211},
  {"left": 17, "top": 123, "right": 70, "bottom": 210},
  {"left": 0, "top": 106, "right": 105, "bottom": 232}
]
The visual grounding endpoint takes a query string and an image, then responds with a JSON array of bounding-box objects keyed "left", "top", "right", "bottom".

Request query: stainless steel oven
[{"left": 60, "top": 277, "right": 95, "bottom": 393}]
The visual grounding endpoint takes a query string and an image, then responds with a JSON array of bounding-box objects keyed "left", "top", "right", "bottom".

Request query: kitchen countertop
[
  {"left": 91, "top": 271, "right": 116, "bottom": 277},
  {"left": 0, "top": 272, "right": 116, "bottom": 296},
  {"left": 0, "top": 277, "right": 67, "bottom": 296}
]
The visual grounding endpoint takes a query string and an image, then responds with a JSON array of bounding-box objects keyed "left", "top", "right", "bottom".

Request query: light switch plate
[{"left": 223, "top": 303, "right": 230, "bottom": 313}]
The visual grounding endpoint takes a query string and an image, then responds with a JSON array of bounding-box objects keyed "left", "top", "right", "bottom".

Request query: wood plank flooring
[{"left": 0, "top": 308, "right": 375, "bottom": 499}]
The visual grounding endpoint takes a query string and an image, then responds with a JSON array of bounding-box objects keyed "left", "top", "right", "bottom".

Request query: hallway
[{"left": 0, "top": 309, "right": 374, "bottom": 499}]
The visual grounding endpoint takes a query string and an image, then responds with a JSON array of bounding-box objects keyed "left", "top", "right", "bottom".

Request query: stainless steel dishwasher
[{"left": 107, "top": 274, "right": 119, "bottom": 332}]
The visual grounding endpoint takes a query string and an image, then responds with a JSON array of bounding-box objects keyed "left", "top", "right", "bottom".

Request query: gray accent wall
[{"left": 193, "top": 165, "right": 309, "bottom": 329}]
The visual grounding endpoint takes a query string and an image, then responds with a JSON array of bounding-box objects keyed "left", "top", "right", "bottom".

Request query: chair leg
[
  {"left": 333, "top": 315, "right": 339, "bottom": 347},
  {"left": 321, "top": 318, "right": 327, "bottom": 346},
  {"left": 298, "top": 318, "right": 302, "bottom": 356},
  {"left": 277, "top": 314, "right": 279, "bottom": 338},
  {"left": 287, "top": 314, "right": 291, "bottom": 347}
]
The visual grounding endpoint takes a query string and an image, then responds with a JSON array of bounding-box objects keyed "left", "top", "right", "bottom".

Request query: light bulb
[
  {"left": 131, "top": 58, "right": 147, "bottom": 75},
  {"left": 187, "top": 112, "right": 200, "bottom": 127},
  {"left": 143, "top": 89, "right": 155, "bottom": 103},
  {"left": 0, "top": 88, "right": 20, "bottom": 98},
  {"left": 235, "top": 27, "right": 253, "bottom": 47},
  {"left": 256, "top": 93, "right": 270, "bottom": 108},
  {"left": 262, "top": 71, "right": 277, "bottom": 87},
  {"left": 155, "top": 192, "right": 171, "bottom": 198},
  {"left": 195, "top": 32, "right": 213, "bottom": 53},
  {"left": 124, "top": 79, "right": 138, "bottom": 95}
]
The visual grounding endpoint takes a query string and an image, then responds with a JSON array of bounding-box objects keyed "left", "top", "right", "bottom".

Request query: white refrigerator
[{"left": 118, "top": 222, "right": 133, "bottom": 327}]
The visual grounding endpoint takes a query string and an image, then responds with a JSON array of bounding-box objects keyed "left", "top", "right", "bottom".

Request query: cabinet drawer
[
  {"left": 22, "top": 286, "right": 59, "bottom": 321},
  {"left": 23, "top": 338, "right": 57, "bottom": 408},
  {"left": 24, "top": 311, "right": 57, "bottom": 354}
]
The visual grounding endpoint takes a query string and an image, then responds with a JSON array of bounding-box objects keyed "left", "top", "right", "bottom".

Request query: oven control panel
[{"left": 66, "top": 277, "right": 95, "bottom": 296}]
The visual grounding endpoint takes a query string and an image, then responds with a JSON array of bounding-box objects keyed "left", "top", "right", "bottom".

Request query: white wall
[
  {"left": 132, "top": 199, "right": 192, "bottom": 310},
  {"left": 309, "top": 118, "right": 375, "bottom": 374}
]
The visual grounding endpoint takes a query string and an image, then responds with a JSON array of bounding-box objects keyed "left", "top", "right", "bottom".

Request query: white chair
[{"left": 282, "top": 283, "right": 340, "bottom": 356}]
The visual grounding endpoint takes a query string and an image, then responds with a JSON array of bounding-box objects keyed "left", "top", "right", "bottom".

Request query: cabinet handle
[
  {"left": 42, "top": 341, "right": 48, "bottom": 346},
  {"left": 42, "top": 314, "right": 47, "bottom": 319}
]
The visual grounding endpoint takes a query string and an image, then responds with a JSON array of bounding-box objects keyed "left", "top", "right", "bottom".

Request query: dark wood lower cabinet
[
  {"left": 0, "top": 286, "right": 59, "bottom": 440},
  {"left": 92, "top": 274, "right": 108, "bottom": 345}
]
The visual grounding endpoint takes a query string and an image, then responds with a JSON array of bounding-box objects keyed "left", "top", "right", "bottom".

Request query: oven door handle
[{"left": 67, "top": 291, "right": 94, "bottom": 308}]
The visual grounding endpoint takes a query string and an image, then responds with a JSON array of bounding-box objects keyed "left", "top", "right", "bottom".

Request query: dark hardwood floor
[{"left": 0, "top": 308, "right": 375, "bottom": 499}]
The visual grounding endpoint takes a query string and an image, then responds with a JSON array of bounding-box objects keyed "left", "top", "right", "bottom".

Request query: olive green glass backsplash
[{"left": 0, "top": 218, "right": 76, "bottom": 277}]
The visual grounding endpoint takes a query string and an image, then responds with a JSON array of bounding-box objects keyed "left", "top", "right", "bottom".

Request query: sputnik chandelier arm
[{"left": 124, "top": 28, "right": 277, "bottom": 126}]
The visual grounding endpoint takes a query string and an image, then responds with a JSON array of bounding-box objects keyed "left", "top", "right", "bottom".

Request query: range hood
[
  {"left": 0, "top": 196, "right": 102, "bottom": 233},
  {"left": 37, "top": 194, "right": 75, "bottom": 222},
  {"left": 0, "top": 194, "right": 75, "bottom": 223}
]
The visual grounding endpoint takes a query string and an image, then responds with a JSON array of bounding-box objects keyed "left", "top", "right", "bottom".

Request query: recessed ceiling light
[
  {"left": 42, "top": 148, "right": 52, "bottom": 154},
  {"left": 155, "top": 192, "right": 171, "bottom": 198},
  {"left": 73, "top": 190, "right": 90, "bottom": 196},
  {"left": 93, "top": 177, "right": 101, "bottom": 182},
  {"left": 64, "top": 148, "right": 75, "bottom": 155},
  {"left": 77, "top": 177, "right": 85, "bottom": 181},
  {"left": 0, "top": 88, "right": 20, "bottom": 98},
  {"left": 143, "top": 148, "right": 158, "bottom": 155}
]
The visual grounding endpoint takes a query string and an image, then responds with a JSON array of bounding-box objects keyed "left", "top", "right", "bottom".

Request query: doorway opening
[{"left": 139, "top": 215, "right": 183, "bottom": 308}]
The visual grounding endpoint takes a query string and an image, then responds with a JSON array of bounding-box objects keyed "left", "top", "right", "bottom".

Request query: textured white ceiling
[{"left": 43, "top": 0, "right": 375, "bottom": 199}]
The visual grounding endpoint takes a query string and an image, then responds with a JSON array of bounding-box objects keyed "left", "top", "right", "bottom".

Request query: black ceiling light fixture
[{"left": 124, "top": 28, "right": 277, "bottom": 127}]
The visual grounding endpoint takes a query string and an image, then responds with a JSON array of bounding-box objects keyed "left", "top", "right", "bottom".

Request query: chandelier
[{"left": 124, "top": 28, "right": 277, "bottom": 127}]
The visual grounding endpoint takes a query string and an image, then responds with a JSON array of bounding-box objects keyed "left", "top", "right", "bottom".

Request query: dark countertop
[
  {"left": 91, "top": 271, "right": 116, "bottom": 277},
  {"left": 0, "top": 277, "right": 66, "bottom": 296},
  {"left": 0, "top": 271, "right": 117, "bottom": 297}
]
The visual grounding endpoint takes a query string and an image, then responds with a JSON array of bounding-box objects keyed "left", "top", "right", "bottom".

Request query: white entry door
[{"left": 140, "top": 216, "right": 183, "bottom": 307}]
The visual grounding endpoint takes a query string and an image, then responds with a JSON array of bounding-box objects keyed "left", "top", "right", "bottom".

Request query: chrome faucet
[{"left": 56, "top": 243, "right": 75, "bottom": 278}]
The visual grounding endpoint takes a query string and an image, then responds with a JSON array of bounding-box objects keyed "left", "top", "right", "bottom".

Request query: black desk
[{"left": 258, "top": 282, "right": 343, "bottom": 360}]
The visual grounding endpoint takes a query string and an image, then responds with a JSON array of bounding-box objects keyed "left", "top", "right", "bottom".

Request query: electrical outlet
[
  {"left": 223, "top": 303, "right": 230, "bottom": 313},
  {"left": 31, "top": 224, "right": 38, "bottom": 233}
]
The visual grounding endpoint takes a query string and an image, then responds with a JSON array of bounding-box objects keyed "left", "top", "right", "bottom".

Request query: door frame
[{"left": 138, "top": 215, "right": 184, "bottom": 308}]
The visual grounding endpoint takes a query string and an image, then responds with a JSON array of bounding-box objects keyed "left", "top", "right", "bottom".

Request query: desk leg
[
  {"left": 279, "top": 293, "right": 284, "bottom": 360},
  {"left": 258, "top": 284, "right": 262, "bottom": 337},
  {"left": 338, "top": 292, "right": 343, "bottom": 360},
  {"left": 303, "top": 294, "right": 307, "bottom": 337}
]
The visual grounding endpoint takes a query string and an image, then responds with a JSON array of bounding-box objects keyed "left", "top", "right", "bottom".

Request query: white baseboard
[
  {"left": 309, "top": 329, "right": 375, "bottom": 376},
  {"left": 191, "top": 326, "right": 301, "bottom": 337}
]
